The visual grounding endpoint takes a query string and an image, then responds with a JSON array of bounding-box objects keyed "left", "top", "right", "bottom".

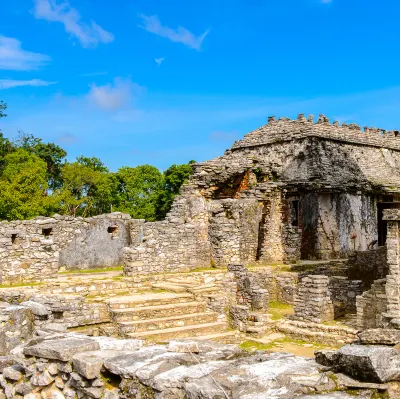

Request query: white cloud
[
  {"left": 0, "top": 79, "right": 57, "bottom": 90},
  {"left": 209, "top": 130, "right": 239, "bottom": 142},
  {"left": 139, "top": 14, "right": 209, "bottom": 50},
  {"left": 80, "top": 71, "right": 108, "bottom": 77},
  {"left": 155, "top": 57, "right": 165, "bottom": 66},
  {"left": 33, "top": 0, "right": 114, "bottom": 48},
  {"left": 0, "top": 35, "right": 50, "bottom": 71},
  {"left": 56, "top": 133, "right": 79, "bottom": 144},
  {"left": 87, "top": 78, "right": 137, "bottom": 110}
]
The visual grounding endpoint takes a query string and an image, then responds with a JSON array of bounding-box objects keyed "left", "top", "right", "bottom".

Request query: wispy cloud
[
  {"left": 0, "top": 35, "right": 50, "bottom": 71},
  {"left": 155, "top": 57, "right": 165, "bottom": 66},
  {"left": 209, "top": 131, "right": 238, "bottom": 142},
  {"left": 80, "top": 71, "right": 108, "bottom": 77},
  {"left": 87, "top": 78, "right": 140, "bottom": 111},
  {"left": 33, "top": 0, "right": 114, "bottom": 48},
  {"left": 320, "top": 0, "right": 332, "bottom": 3},
  {"left": 56, "top": 133, "right": 79, "bottom": 144},
  {"left": 0, "top": 79, "right": 56, "bottom": 90},
  {"left": 139, "top": 14, "right": 209, "bottom": 50}
]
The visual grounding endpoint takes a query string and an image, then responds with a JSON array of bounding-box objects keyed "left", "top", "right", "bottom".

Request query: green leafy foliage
[
  {"left": 116, "top": 165, "right": 163, "bottom": 221},
  {"left": 0, "top": 100, "right": 195, "bottom": 221},
  {"left": 156, "top": 161, "right": 195, "bottom": 219},
  {"left": 0, "top": 149, "right": 49, "bottom": 220}
]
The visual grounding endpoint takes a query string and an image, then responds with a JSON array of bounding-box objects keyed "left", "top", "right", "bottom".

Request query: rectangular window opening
[
  {"left": 291, "top": 200, "right": 299, "bottom": 227},
  {"left": 42, "top": 228, "right": 53, "bottom": 237},
  {"left": 11, "top": 234, "right": 18, "bottom": 244}
]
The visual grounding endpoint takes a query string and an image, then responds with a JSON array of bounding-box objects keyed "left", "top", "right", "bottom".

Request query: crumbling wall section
[
  {"left": 293, "top": 275, "right": 334, "bottom": 323},
  {"left": 123, "top": 195, "right": 211, "bottom": 275},
  {"left": 329, "top": 276, "right": 363, "bottom": 318},
  {"left": 208, "top": 199, "right": 261, "bottom": 267},
  {"left": 348, "top": 246, "right": 388, "bottom": 290},
  {"left": 317, "top": 193, "right": 377, "bottom": 259},
  {"left": 356, "top": 279, "right": 387, "bottom": 329},
  {"left": 382, "top": 209, "right": 400, "bottom": 328},
  {"left": 0, "top": 213, "right": 134, "bottom": 284}
]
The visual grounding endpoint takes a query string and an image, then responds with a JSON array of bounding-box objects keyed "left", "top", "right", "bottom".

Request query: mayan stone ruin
[{"left": 3, "top": 114, "right": 400, "bottom": 398}]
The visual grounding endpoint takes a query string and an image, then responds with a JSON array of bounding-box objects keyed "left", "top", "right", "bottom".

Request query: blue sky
[{"left": 1, "top": 0, "right": 400, "bottom": 170}]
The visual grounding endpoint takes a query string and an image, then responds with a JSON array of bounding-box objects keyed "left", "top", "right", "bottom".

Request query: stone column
[
  {"left": 383, "top": 210, "right": 400, "bottom": 328},
  {"left": 293, "top": 275, "right": 334, "bottom": 323}
]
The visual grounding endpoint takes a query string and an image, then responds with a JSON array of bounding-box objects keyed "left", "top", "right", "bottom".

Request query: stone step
[
  {"left": 118, "top": 312, "right": 218, "bottom": 334},
  {"left": 277, "top": 320, "right": 358, "bottom": 346},
  {"left": 106, "top": 292, "right": 194, "bottom": 310},
  {"left": 165, "top": 279, "right": 199, "bottom": 287},
  {"left": 189, "top": 284, "right": 220, "bottom": 294},
  {"left": 126, "top": 321, "right": 228, "bottom": 343},
  {"left": 185, "top": 331, "right": 239, "bottom": 344},
  {"left": 111, "top": 301, "right": 207, "bottom": 322},
  {"left": 151, "top": 283, "right": 187, "bottom": 293}
]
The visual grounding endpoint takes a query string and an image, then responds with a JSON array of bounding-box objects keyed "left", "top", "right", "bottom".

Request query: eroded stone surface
[{"left": 23, "top": 338, "right": 100, "bottom": 362}]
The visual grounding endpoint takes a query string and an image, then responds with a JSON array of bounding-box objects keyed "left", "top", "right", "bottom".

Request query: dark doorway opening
[
  {"left": 377, "top": 201, "right": 400, "bottom": 246},
  {"left": 256, "top": 203, "right": 268, "bottom": 261}
]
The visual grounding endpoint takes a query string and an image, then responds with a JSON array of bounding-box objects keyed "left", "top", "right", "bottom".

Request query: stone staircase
[{"left": 106, "top": 291, "right": 235, "bottom": 343}]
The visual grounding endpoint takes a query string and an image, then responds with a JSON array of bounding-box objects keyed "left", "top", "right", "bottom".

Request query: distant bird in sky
[{"left": 155, "top": 57, "right": 165, "bottom": 66}]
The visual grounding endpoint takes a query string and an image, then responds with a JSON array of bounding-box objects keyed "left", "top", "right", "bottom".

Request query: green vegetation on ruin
[
  {"left": 58, "top": 266, "right": 123, "bottom": 274},
  {"left": 0, "top": 281, "right": 45, "bottom": 289},
  {"left": 268, "top": 301, "right": 294, "bottom": 320},
  {"left": 240, "top": 337, "right": 337, "bottom": 353}
]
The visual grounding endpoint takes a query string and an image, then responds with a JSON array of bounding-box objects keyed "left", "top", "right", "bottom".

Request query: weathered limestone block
[
  {"left": 293, "top": 275, "right": 334, "bottom": 323},
  {"left": 20, "top": 301, "right": 49, "bottom": 317},
  {"left": 0, "top": 306, "right": 34, "bottom": 356},
  {"left": 23, "top": 338, "right": 100, "bottom": 362},
  {"left": 317, "top": 344, "right": 400, "bottom": 383},
  {"left": 358, "top": 329, "right": 400, "bottom": 345}
]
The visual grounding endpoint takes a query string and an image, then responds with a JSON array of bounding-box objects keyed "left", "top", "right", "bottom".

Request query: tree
[
  {"left": 0, "top": 101, "right": 14, "bottom": 169},
  {"left": 0, "top": 149, "right": 49, "bottom": 220},
  {"left": 77, "top": 156, "right": 109, "bottom": 172},
  {"left": 155, "top": 161, "right": 195, "bottom": 219},
  {"left": 13, "top": 131, "right": 67, "bottom": 190},
  {"left": 55, "top": 155, "right": 118, "bottom": 217},
  {"left": 0, "top": 101, "right": 7, "bottom": 122},
  {"left": 116, "top": 165, "right": 163, "bottom": 221}
]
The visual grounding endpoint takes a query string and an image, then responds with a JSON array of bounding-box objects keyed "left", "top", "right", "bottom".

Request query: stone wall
[
  {"left": 348, "top": 246, "right": 388, "bottom": 290},
  {"left": 382, "top": 209, "right": 400, "bottom": 328},
  {"left": 294, "top": 274, "right": 362, "bottom": 322},
  {"left": 301, "top": 193, "right": 378, "bottom": 260},
  {"left": 227, "top": 264, "right": 269, "bottom": 311},
  {"left": 209, "top": 199, "right": 261, "bottom": 267},
  {"left": 265, "top": 271, "right": 298, "bottom": 305},
  {"left": 123, "top": 195, "right": 211, "bottom": 275},
  {"left": 356, "top": 279, "right": 387, "bottom": 329},
  {"left": 0, "top": 213, "right": 134, "bottom": 284},
  {"left": 293, "top": 275, "right": 334, "bottom": 323},
  {"left": 328, "top": 276, "right": 363, "bottom": 318}
]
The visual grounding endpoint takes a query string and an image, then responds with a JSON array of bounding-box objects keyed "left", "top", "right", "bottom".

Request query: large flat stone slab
[
  {"left": 358, "top": 328, "right": 400, "bottom": 345},
  {"left": 23, "top": 338, "right": 100, "bottom": 361},
  {"left": 336, "top": 344, "right": 400, "bottom": 383}
]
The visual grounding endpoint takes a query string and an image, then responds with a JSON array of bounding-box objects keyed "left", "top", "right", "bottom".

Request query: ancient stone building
[{"left": 124, "top": 114, "right": 400, "bottom": 274}]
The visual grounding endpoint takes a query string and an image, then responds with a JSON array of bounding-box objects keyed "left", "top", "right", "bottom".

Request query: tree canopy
[{"left": 0, "top": 100, "right": 195, "bottom": 221}]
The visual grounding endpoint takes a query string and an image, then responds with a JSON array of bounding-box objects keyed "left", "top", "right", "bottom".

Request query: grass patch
[
  {"left": 188, "top": 266, "right": 227, "bottom": 273},
  {"left": 240, "top": 340, "right": 274, "bottom": 351},
  {"left": 268, "top": 301, "right": 294, "bottom": 320},
  {"left": 58, "top": 266, "right": 123, "bottom": 275},
  {"left": 240, "top": 337, "right": 336, "bottom": 353},
  {"left": 0, "top": 281, "right": 45, "bottom": 289}
]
